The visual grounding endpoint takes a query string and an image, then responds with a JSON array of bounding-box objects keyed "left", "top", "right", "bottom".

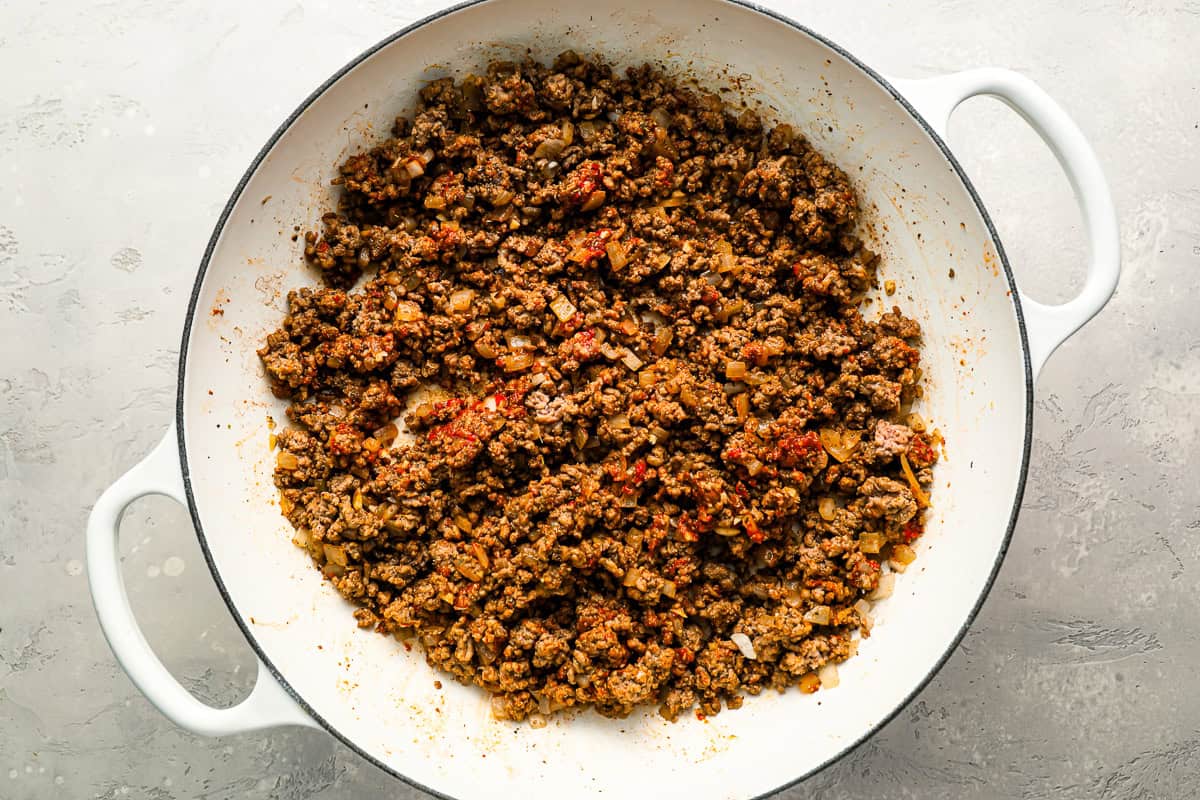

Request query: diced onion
[
  {"left": 580, "top": 190, "right": 607, "bottom": 212},
  {"left": 323, "top": 544, "right": 348, "bottom": 567},
  {"left": 651, "top": 327, "right": 674, "bottom": 356},
  {"left": 276, "top": 451, "right": 299, "bottom": 470},
  {"left": 891, "top": 543, "right": 917, "bottom": 566},
  {"left": 499, "top": 352, "right": 534, "bottom": 372},
  {"left": 744, "top": 457, "right": 764, "bottom": 477},
  {"left": 649, "top": 107, "right": 672, "bottom": 129},
  {"left": 817, "top": 662, "right": 840, "bottom": 689},
  {"left": 506, "top": 333, "right": 534, "bottom": 350},
  {"left": 656, "top": 191, "right": 688, "bottom": 208},
  {"left": 608, "top": 413, "right": 631, "bottom": 430},
  {"left": 730, "top": 632, "right": 757, "bottom": 660},
  {"left": 715, "top": 300, "right": 744, "bottom": 323},
  {"left": 652, "top": 128, "right": 678, "bottom": 160},
  {"left": 403, "top": 158, "right": 425, "bottom": 178},
  {"left": 804, "top": 605, "right": 831, "bottom": 625},
  {"left": 900, "top": 453, "right": 930, "bottom": 507},
  {"left": 528, "top": 713, "right": 548, "bottom": 729},
  {"left": 819, "top": 428, "right": 862, "bottom": 462},
  {"left": 533, "top": 137, "right": 566, "bottom": 160},
  {"left": 799, "top": 672, "right": 821, "bottom": 694},
  {"left": 455, "top": 559, "right": 483, "bottom": 582},
  {"left": 393, "top": 301, "right": 422, "bottom": 322},
  {"left": 474, "top": 340, "right": 499, "bottom": 359},
  {"left": 818, "top": 496, "right": 836, "bottom": 521},
  {"left": 623, "top": 567, "right": 642, "bottom": 587},
  {"left": 550, "top": 295, "right": 577, "bottom": 322},
  {"left": 858, "top": 532, "right": 885, "bottom": 554},
  {"left": 905, "top": 412, "right": 927, "bottom": 433},
  {"left": 869, "top": 572, "right": 896, "bottom": 600},
  {"left": 733, "top": 393, "right": 750, "bottom": 422},
  {"left": 715, "top": 525, "right": 740, "bottom": 537},
  {"left": 448, "top": 289, "right": 475, "bottom": 313},
  {"left": 560, "top": 120, "right": 574, "bottom": 145},
  {"left": 854, "top": 598, "right": 872, "bottom": 618},
  {"left": 714, "top": 239, "right": 737, "bottom": 272},
  {"left": 725, "top": 360, "right": 747, "bottom": 380},
  {"left": 621, "top": 349, "right": 644, "bottom": 371},
  {"left": 490, "top": 696, "right": 509, "bottom": 720},
  {"left": 290, "top": 526, "right": 310, "bottom": 549},
  {"left": 605, "top": 240, "right": 629, "bottom": 270}
]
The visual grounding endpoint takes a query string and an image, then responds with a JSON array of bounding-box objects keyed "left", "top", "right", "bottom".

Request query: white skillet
[{"left": 88, "top": 1, "right": 1119, "bottom": 797}]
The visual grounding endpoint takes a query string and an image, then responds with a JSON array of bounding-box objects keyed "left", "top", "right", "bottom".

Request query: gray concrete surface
[{"left": 1, "top": 0, "right": 1196, "bottom": 797}]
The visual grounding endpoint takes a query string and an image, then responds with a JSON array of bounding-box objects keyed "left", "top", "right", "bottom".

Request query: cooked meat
[
  {"left": 873, "top": 419, "right": 913, "bottom": 457},
  {"left": 260, "top": 53, "right": 939, "bottom": 723}
]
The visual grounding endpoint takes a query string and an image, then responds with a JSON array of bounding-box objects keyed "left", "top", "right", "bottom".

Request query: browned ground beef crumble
[{"left": 260, "top": 52, "right": 939, "bottom": 723}]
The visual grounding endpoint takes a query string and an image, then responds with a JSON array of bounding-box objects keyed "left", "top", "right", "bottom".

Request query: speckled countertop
[{"left": 1, "top": 0, "right": 1196, "bottom": 797}]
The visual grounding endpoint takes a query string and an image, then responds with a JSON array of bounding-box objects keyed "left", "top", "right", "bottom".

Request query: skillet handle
[
  {"left": 86, "top": 424, "right": 317, "bottom": 736},
  {"left": 889, "top": 69, "right": 1120, "bottom": 378}
]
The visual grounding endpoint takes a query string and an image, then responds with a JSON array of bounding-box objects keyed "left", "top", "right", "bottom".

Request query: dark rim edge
[{"left": 174, "top": 1, "right": 1035, "bottom": 798}]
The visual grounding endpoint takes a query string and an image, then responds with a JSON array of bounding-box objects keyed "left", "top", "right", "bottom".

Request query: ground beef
[
  {"left": 873, "top": 419, "right": 913, "bottom": 457},
  {"left": 260, "top": 53, "right": 939, "bottom": 723}
]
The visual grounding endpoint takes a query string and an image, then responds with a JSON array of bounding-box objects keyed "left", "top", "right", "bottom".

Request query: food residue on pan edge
[{"left": 258, "top": 52, "right": 940, "bottom": 724}]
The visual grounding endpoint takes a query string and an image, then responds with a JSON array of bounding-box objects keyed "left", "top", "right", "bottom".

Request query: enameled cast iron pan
[{"left": 87, "top": 1, "right": 1119, "bottom": 797}]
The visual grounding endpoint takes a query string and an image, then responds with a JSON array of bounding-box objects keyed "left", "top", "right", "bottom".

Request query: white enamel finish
[
  {"left": 891, "top": 69, "right": 1120, "bottom": 376},
  {"left": 88, "top": 1, "right": 1118, "bottom": 797},
  {"left": 85, "top": 425, "right": 316, "bottom": 736}
]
